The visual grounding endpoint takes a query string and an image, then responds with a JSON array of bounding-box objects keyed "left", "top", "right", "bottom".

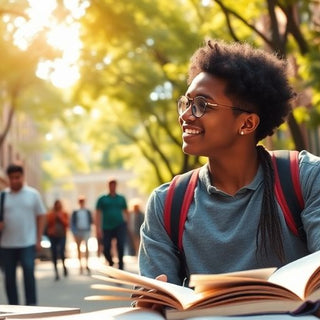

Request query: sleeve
[
  {"left": 70, "top": 211, "right": 76, "bottom": 232},
  {"left": 34, "top": 190, "right": 46, "bottom": 216},
  {"left": 299, "top": 150, "right": 320, "bottom": 252},
  {"left": 138, "top": 184, "right": 183, "bottom": 285},
  {"left": 62, "top": 212, "right": 69, "bottom": 228},
  {"left": 122, "top": 195, "right": 128, "bottom": 210},
  {"left": 88, "top": 210, "right": 93, "bottom": 224},
  {"left": 96, "top": 196, "right": 102, "bottom": 210}
]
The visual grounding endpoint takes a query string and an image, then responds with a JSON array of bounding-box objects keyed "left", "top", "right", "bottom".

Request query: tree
[
  {"left": 0, "top": 2, "right": 65, "bottom": 149},
  {"left": 3, "top": 0, "right": 319, "bottom": 193},
  {"left": 212, "top": 0, "right": 318, "bottom": 151},
  {"left": 0, "top": 1, "right": 91, "bottom": 188},
  {"left": 71, "top": 0, "right": 206, "bottom": 190},
  {"left": 69, "top": 0, "right": 319, "bottom": 191}
]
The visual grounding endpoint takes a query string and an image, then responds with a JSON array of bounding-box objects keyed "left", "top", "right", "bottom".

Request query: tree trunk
[
  {"left": 0, "top": 103, "right": 15, "bottom": 148},
  {"left": 287, "top": 112, "right": 306, "bottom": 151}
]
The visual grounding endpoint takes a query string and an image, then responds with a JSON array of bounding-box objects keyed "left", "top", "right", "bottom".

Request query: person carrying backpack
[
  {"left": 138, "top": 39, "right": 320, "bottom": 290},
  {"left": 71, "top": 195, "right": 93, "bottom": 274},
  {"left": 0, "top": 163, "right": 46, "bottom": 305},
  {"left": 46, "top": 199, "right": 69, "bottom": 281}
]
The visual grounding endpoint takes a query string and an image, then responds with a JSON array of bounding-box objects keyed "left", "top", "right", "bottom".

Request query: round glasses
[{"left": 177, "top": 95, "right": 250, "bottom": 118}]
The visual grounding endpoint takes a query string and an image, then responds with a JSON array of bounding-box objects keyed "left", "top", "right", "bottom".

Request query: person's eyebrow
[{"left": 186, "top": 93, "right": 213, "bottom": 100}]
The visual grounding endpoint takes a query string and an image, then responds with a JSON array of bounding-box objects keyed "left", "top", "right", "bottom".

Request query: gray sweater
[{"left": 139, "top": 150, "right": 320, "bottom": 285}]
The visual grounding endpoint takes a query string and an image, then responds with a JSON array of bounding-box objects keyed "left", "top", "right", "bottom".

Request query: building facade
[{"left": 0, "top": 106, "right": 43, "bottom": 191}]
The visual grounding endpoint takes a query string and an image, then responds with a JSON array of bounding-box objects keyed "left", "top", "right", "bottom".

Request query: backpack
[
  {"left": 71, "top": 209, "right": 92, "bottom": 232},
  {"left": 164, "top": 150, "right": 306, "bottom": 256}
]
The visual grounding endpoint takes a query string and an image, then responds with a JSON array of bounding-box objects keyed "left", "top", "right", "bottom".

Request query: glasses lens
[
  {"left": 193, "top": 97, "right": 207, "bottom": 117},
  {"left": 177, "top": 96, "right": 189, "bottom": 115}
]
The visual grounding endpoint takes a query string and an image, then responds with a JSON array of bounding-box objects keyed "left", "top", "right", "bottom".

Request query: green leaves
[{"left": 2, "top": 0, "right": 320, "bottom": 193}]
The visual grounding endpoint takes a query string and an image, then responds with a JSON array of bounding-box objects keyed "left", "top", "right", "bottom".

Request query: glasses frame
[{"left": 177, "top": 95, "right": 250, "bottom": 118}]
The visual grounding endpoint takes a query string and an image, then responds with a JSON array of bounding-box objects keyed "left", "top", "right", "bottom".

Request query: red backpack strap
[
  {"left": 164, "top": 168, "right": 200, "bottom": 252},
  {"left": 270, "top": 150, "right": 305, "bottom": 240},
  {"left": 288, "top": 151, "right": 304, "bottom": 209},
  {"left": 164, "top": 174, "right": 180, "bottom": 239}
]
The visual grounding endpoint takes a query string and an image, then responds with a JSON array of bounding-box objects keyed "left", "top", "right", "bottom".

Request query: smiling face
[{"left": 179, "top": 72, "right": 247, "bottom": 158}]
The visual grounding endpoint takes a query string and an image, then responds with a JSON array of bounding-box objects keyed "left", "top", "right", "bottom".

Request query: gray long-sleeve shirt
[{"left": 139, "top": 150, "right": 320, "bottom": 285}]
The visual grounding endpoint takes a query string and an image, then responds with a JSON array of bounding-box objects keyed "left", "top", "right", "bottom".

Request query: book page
[
  {"left": 91, "top": 266, "right": 198, "bottom": 310},
  {"left": 87, "top": 282, "right": 187, "bottom": 310},
  {"left": 165, "top": 299, "right": 303, "bottom": 320},
  {"left": 268, "top": 250, "right": 320, "bottom": 299},
  {"left": 190, "top": 251, "right": 320, "bottom": 301},
  {"left": 191, "top": 267, "right": 276, "bottom": 283},
  {"left": 190, "top": 268, "right": 276, "bottom": 292},
  {"left": 5, "top": 307, "right": 165, "bottom": 320}
]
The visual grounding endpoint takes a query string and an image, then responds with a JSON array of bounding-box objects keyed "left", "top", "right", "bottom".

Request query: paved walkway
[{"left": 0, "top": 255, "right": 139, "bottom": 313}]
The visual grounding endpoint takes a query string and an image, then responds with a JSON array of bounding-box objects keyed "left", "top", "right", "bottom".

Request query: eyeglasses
[{"left": 177, "top": 95, "right": 250, "bottom": 118}]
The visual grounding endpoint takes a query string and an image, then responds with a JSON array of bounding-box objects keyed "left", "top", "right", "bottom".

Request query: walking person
[
  {"left": 71, "top": 195, "right": 93, "bottom": 275},
  {"left": 95, "top": 178, "right": 129, "bottom": 270},
  {"left": 138, "top": 39, "right": 320, "bottom": 293},
  {"left": 0, "top": 163, "right": 46, "bottom": 305},
  {"left": 46, "top": 199, "right": 69, "bottom": 281},
  {"left": 128, "top": 201, "right": 144, "bottom": 256}
]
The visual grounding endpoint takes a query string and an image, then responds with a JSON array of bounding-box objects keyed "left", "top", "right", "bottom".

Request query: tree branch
[
  {"left": 0, "top": 89, "right": 18, "bottom": 147},
  {"left": 214, "top": 0, "right": 273, "bottom": 46},
  {"left": 117, "top": 124, "right": 166, "bottom": 184},
  {"left": 266, "top": 0, "right": 285, "bottom": 54},
  {"left": 277, "top": 2, "right": 309, "bottom": 55},
  {"left": 143, "top": 122, "right": 175, "bottom": 177}
]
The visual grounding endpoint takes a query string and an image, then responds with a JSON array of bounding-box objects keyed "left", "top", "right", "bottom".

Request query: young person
[
  {"left": 127, "top": 201, "right": 145, "bottom": 256},
  {"left": 0, "top": 163, "right": 46, "bottom": 305},
  {"left": 46, "top": 199, "right": 69, "bottom": 280},
  {"left": 71, "top": 195, "right": 93, "bottom": 274},
  {"left": 96, "top": 178, "right": 129, "bottom": 270},
  {"left": 139, "top": 40, "right": 320, "bottom": 286}
]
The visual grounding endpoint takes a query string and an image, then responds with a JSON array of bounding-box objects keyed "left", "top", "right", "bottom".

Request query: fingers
[
  {"left": 133, "top": 274, "right": 168, "bottom": 310},
  {"left": 155, "top": 274, "right": 167, "bottom": 282}
]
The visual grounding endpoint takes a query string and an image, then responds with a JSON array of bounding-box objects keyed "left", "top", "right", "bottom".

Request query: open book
[{"left": 86, "top": 251, "right": 320, "bottom": 319}]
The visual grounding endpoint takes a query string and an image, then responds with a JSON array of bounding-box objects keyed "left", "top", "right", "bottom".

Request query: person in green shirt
[{"left": 95, "top": 178, "right": 129, "bottom": 270}]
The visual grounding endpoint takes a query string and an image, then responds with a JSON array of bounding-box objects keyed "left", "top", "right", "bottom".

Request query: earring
[{"left": 240, "top": 131, "right": 244, "bottom": 135}]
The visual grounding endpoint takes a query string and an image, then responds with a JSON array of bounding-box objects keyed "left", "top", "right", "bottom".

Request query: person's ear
[{"left": 238, "top": 113, "right": 260, "bottom": 136}]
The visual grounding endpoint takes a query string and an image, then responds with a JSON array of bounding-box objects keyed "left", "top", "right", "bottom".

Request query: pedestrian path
[{"left": 0, "top": 255, "right": 139, "bottom": 313}]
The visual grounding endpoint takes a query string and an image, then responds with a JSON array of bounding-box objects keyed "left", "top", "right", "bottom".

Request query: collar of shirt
[{"left": 200, "top": 164, "right": 264, "bottom": 196}]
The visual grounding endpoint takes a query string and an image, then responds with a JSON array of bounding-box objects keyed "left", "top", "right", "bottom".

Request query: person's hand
[
  {"left": 134, "top": 274, "right": 168, "bottom": 312},
  {"left": 36, "top": 239, "right": 42, "bottom": 252},
  {"left": 96, "top": 229, "right": 102, "bottom": 240}
]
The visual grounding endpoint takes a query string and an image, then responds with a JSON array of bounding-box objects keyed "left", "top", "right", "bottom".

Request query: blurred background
[
  {"left": 0, "top": 0, "right": 320, "bottom": 311},
  {"left": 1, "top": 0, "right": 320, "bottom": 205}
]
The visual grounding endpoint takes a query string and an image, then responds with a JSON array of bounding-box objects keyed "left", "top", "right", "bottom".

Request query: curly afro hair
[{"left": 188, "top": 39, "right": 296, "bottom": 142}]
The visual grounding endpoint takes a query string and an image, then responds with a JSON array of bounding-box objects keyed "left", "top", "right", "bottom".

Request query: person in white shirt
[{"left": 0, "top": 163, "right": 46, "bottom": 305}]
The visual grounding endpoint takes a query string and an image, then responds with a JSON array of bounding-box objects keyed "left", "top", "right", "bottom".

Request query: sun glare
[
  {"left": 37, "top": 59, "right": 80, "bottom": 88},
  {"left": 11, "top": 0, "right": 86, "bottom": 88},
  {"left": 47, "top": 22, "right": 82, "bottom": 61},
  {"left": 13, "top": 0, "right": 56, "bottom": 50}
]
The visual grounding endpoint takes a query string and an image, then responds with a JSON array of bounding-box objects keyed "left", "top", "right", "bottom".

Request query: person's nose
[{"left": 179, "top": 105, "right": 196, "bottom": 122}]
